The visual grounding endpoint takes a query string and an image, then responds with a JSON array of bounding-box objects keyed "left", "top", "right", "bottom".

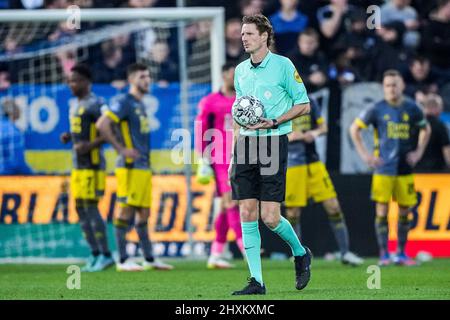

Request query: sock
[
  {"left": 397, "top": 215, "right": 410, "bottom": 254},
  {"left": 286, "top": 214, "right": 301, "bottom": 241},
  {"left": 87, "top": 205, "right": 111, "bottom": 257},
  {"left": 114, "top": 218, "right": 130, "bottom": 263},
  {"left": 214, "top": 212, "right": 229, "bottom": 244},
  {"left": 271, "top": 216, "right": 306, "bottom": 257},
  {"left": 76, "top": 205, "right": 99, "bottom": 255},
  {"left": 136, "top": 222, "right": 154, "bottom": 262},
  {"left": 210, "top": 241, "right": 226, "bottom": 257},
  {"left": 328, "top": 212, "right": 350, "bottom": 256},
  {"left": 242, "top": 221, "right": 263, "bottom": 285},
  {"left": 226, "top": 206, "right": 244, "bottom": 254},
  {"left": 375, "top": 216, "right": 389, "bottom": 256}
]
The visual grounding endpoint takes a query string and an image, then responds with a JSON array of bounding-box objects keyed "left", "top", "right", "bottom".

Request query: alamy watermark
[
  {"left": 171, "top": 123, "right": 281, "bottom": 175},
  {"left": 66, "top": 265, "right": 81, "bottom": 290},
  {"left": 366, "top": 265, "right": 381, "bottom": 289},
  {"left": 66, "top": 5, "right": 81, "bottom": 30},
  {"left": 366, "top": 5, "right": 382, "bottom": 30}
]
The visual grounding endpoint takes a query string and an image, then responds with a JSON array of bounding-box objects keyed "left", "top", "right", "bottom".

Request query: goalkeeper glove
[{"left": 196, "top": 158, "right": 214, "bottom": 185}]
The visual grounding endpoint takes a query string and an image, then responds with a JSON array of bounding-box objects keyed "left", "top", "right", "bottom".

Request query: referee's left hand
[{"left": 246, "top": 118, "right": 273, "bottom": 130}]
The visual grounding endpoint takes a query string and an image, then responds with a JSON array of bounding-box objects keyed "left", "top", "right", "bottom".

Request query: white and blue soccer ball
[{"left": 232, "top": 95, "right": 265, "bottom": 127}]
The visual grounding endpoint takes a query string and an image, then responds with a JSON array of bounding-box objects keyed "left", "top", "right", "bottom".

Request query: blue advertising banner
[{"left": 1, "top": 83, "right": 211, "bottom": 151}]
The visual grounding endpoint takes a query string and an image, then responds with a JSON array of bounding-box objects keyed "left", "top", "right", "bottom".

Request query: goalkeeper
[{"left": 195, "top": 62, "right": 245, "bottom": 269}]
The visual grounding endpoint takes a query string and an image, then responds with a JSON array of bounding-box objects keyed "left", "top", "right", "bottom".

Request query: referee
[{"left": 230, "top": 14, "right": 312, "bottom": 295}]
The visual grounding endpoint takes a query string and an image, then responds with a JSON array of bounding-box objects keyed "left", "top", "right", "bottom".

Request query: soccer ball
[{"left": 232, "top": 96, "right": 265, "bottom": 127}]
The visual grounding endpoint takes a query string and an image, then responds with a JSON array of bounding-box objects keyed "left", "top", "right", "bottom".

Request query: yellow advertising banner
[
  {"left": 388, "top": 174, "right": 450, "bottom": 240},
  {"left": 0, "top": 175, "right": 218, "bottom": 242}
]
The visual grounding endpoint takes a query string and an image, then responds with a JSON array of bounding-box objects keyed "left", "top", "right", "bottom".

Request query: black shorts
[{"left": 230, "top": 134, "right": 288, "bottom": 202}]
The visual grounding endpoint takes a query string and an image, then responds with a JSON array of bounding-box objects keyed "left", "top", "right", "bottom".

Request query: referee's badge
[
  {"left": 264, "top": 90, "right": 272, "bottom": 100},
  {"left": 294, "top": 70, "right": 303, "bottom": 83}
]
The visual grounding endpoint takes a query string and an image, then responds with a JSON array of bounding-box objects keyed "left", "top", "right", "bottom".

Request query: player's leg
[
  {"left": 211, "top": 163, "right": 242, "bottom": 263},
  {"left": 114, "top": 168, "right": 142, "bottom": 271},
  {"left": 371, "top": 174, "right": 395, "bottom": 265},
  {"left": 224, "top": 195, "right": 244, "bottom": 256},
  {"left": 285, "top": 207, "right": 302, "bottom": 239},
  {"left": 72, "top": 170, "right": 101, "bottom": 272},
  {"left": 375, "top": 202, "right": 391, "bottom": 265},
  {"left": 392, "top": 175, "right": 417, "bottom": 266},
  {"left": 322, "top": 198, "right": 364, "bottom": 266},
  {"left": 208, "top": 197, "right": 232, "bottom": 269},
  {"left": 75, "top": 199, "right": 100, "bottom": 272},
  {"left": 230, "top": 135, "right": 265, "bottom": 295},
  {"left": 114, "top": 205, "right": 142, "bottom": 271},
  {"left": 135, "top": 207, "right": 174, "bottom": 271},
  {"left": 259, "top": 135, "right": 311, "bottom": 291},
  {"left": 232, "top": 198, "right": 266, "bottom": 295},
  {"left": 85, "top": 199, "right": 114, "bottom": 271},
  {"left": 88, "top": 170, "right": 114, "bottom": 271}
]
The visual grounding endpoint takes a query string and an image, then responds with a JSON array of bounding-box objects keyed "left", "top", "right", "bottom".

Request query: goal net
[{"left": 0, "top": 8, "right": 225, "bottom": 262}]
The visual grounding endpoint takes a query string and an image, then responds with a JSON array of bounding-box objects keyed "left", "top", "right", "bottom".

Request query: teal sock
[
  {"left": 271, "top": 216, "right": 306, "bottom": 257},
  {"left": 241, "top": 221, "right": 263, "bottom": 285}
]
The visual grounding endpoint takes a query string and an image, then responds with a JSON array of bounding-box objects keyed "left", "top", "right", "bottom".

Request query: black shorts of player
[{"left": 230, "top": 134, "right": 288, "bottom": 202}]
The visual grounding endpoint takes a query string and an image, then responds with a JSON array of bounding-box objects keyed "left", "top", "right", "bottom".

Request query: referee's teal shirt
[{"left": 234, "top": 50, "right": 310, "bottom": 137}]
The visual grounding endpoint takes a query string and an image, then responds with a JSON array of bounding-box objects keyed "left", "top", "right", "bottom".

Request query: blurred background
[{"left": 0, "top": 0, "right": 449, "bottom": 262}]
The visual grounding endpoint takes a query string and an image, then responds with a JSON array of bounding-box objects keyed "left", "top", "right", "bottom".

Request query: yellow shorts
[
  {"left": 371, "top": 174, "right": 417, "bottom": 207},
  {"left": 285, "top": 161, "right": 337, "bottom": 207},
  {"left": 115, "top": 168, "right": 152, "bottom": 208},
  {"left": 71, "top": 169, "right": 106, "bottom": 200}
]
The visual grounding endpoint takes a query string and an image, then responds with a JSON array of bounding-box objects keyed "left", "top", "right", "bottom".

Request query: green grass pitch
[{"left": 1, "top": 258, "right": 449, "bottom": 300}]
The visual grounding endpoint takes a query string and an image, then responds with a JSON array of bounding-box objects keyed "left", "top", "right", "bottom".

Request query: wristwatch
[{"left": 271, "top": 119, "right": 278, "bottom": 129}]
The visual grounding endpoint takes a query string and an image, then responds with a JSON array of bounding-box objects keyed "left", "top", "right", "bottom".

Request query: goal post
[
  {"left": 0, "top": 8, "right": 225, "bottom": 91},
  {"left": 0, "top": 7, "right": 225, "bottom": 262}
]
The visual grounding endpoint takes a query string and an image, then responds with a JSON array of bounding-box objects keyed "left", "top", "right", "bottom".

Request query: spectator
[
  {"left": 51, "top": 179, "right": 70, "bottom": 224},
  {"left": 288, "top": 28, "right": 328, "bottom": 92},
  {"left": 112, "top": 34, "right": 136, "bottom": 66},
  {"left": 269, "top": 0, "right": 309, "bottom": 55},
  {"left": 316, "top": 0, "right": 358, "bottom": 58},
  {"left": 0, "top": 99, "right": 33, "bottom": 175},
  {"left": 0, "top": 67, "right": 11, "bottom": 90},
  {"left": 421, "top": 0, "right": 450, "bottom": 72},
  {"left": 380, "top": 0, "right": 420, "bottom": 49},
  {"left": 225, "top": 18, "right": 246, "bottom": 64},
  {"left": 127, "top": 0, "right": 157, "bottom": 8},
  {"left": 9, "top": 0, "right": 43, "bottom": 9},
  {"left": 403, "top": 55, "right": 444, "bottom": 100},
  {"left": 329, "top": 49, "right": 360, "bottom": 87},
  {"left": 415, "top": 93, "right": 450, "bottom": 172},
  {"left": 148, "top": 40, "right": 178, "bottom": 87},
  {"left": 47, "top": 20, "right": 78, "bottom": 42},
  {"left": 55, "top": 48, "right": 77, "bottom": 78},
  {"left": 333, "top": 8, "right": 377, "bottom": 81},
  {"left": 44, "top": 0, "right": 67, "bottom": 8},
  {"left": 240, "top": 0, "right": 266, "bottom": 16},
  {"left": 92, "top": 40, "right": 127, "bottom": 89},
  {"left": 370, "top": 21, "right": 410, "bottom": 81}
]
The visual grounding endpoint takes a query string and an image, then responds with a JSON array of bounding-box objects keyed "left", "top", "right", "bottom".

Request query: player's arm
[
  {"left": 349, "top": 119, "right": 382, "bottom": 169},
  {"left": 73, "top": 136, "right": 105, "bottom": 155},
  {"left": 406, "top": 123, "right": 431, "bottom": 167},
  {"left": 319, "top": 5, "right": 345, "bottom": 39},
  {"left": 194, "top": 97, "right": 212, "bottom": 162},
  {"left": 289, "top": 120, "right": 327, "bottom": 142},
  {"left": 96, "top": 112, "right": 139, "bottom": 159},
  {"left": 60, "top": 132, "right": 71, "bottom": 144}
]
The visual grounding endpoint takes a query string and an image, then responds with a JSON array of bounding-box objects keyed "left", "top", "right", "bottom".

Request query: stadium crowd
[{"left": 1, "top": 0, "right": 450, "bottom": 173}]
